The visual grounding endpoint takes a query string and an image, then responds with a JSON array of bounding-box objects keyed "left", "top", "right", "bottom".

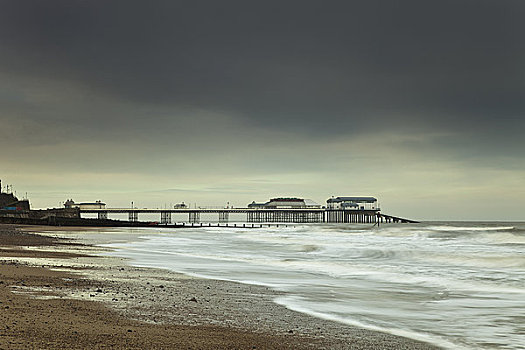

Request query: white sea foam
[
  {"left": 274, "top": 295, "right": 472, "bottom": 350},
  {"left": 427, "top": 225, "right": 515, "bottom": 232},
  {"left": 103, "top": 222, "right": 525, "bottom": 350}
]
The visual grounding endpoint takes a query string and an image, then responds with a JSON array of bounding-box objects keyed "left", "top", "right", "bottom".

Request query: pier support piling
[
  {"left": 189, "top": 212, "right": 200, "bottom": 223},
  {"left": 161, "top": 211, "right": 172, "bottom": 224},
  {"left": 219, "top": 212, "right": 229, "bottom": 223}
]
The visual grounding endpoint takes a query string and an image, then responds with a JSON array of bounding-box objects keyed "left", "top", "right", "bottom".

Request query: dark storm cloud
[{"left": 0, "top": 0, "right": 524, "bottom": 144}]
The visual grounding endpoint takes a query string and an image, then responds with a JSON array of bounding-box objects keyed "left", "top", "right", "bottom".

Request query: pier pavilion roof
[{"left": 327, "top": 197, "right": 377, "bottom": 203}]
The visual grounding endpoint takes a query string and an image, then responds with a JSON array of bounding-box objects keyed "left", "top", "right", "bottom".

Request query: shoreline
[{"left": 1, "top": 224, "right": 441, "bottom": 349}]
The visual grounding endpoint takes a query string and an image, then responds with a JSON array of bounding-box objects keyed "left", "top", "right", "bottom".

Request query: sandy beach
[{"left": 0, "top": 224, "right": 440, "bottom": 349}]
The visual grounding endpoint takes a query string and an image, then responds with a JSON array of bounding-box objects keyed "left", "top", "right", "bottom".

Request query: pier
[
  {"left": 78, "top": 207, "right": 417, "bottom": 224},
  {"left": 1, "top": 183, "right": 418, "bottom": 226}
]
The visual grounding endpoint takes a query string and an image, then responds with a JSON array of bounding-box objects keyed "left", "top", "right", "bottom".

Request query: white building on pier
[
  {"left": 326, "top": 197, "right": 379, "bottom": 211},
  {"left": 248, "top": 197, "right": 321, "bottom": 209},
  {"left": 64, "top": 199, "right": 106, "bottom": 210}
]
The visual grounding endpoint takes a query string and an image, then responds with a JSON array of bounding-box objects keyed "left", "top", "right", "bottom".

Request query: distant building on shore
[
  {"left": 248, "top": 197, "right": 321, "bottom": 209},
  {"left": 64, "top": 199, "right": 106, "bottom": 210},
  {"left": 326, "top": 197, "right": 379, "bottom": 211},
  {"left": 0, "top": 180, "right": 30, "bottom": 211}
]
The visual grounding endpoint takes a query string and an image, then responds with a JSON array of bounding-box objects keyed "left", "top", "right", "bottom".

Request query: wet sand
[{"left": 0, "top": 224, "right": 440, "bottom": 349}]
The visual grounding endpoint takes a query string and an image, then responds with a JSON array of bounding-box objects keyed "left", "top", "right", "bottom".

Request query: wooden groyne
[{"left": 0, "top": 216, "right": 293, "bottom": 228}]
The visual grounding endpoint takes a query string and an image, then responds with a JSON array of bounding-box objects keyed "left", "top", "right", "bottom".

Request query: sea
[{"left": 102, "top": 222, "right": 525, "bottom": 349}]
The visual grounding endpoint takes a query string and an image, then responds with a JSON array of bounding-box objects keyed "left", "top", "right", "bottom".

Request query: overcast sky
[{"left": 1, "top": 0, "right": 524, "bottom": 220}]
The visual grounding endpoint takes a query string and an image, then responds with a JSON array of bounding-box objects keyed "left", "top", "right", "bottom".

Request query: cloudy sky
[{"left": 1, "top": 0, "right": 524, "bottom": 220}]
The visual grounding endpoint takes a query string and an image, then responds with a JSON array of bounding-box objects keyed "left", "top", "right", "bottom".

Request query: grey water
[{"left": 104, "top": 222, "right": 525, "bottom": 349}]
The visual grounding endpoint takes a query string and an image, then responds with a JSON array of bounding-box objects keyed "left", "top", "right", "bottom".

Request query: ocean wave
[
  {"left": 299, "top": 244, "right": 320, "bottom": 253},
  {"left": 274, "top": 295, "right": 471, "bottom": 350},
  {"left": 475, "top": 232, "right": 525, "bottom": 245},
  {"left": 415, "top": 252, "right": 525, "bottom": 269},
  {"left": 427, "top": 225, "right": 515, "bottom": 232},
  {"left": 99, "top": 224, "right": 525, "bottom": 350}
]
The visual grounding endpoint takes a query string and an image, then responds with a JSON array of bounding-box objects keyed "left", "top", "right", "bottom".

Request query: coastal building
[
  {"left": 0, "top": 180, "right": 81, "bottom": 224},
  {"left": 0, "top": 181, "right": 30, "bottom": 211},
  {"left": 246, "top": 197, "right": 323, "bottom": 223},
  {"left": 248, "top": 197, "right": 321, "bottom": 209},
  {"left": 326, "top": 197, "right": 379, "bottom": 211},
  {"left": 325, "top": 196, "right": 380, "bottom": 223},
  {"left": 64, "top": 199, "right": 106, "bottom": 210},
  {"left": 247, "top": 201, "right": 266, "bottom": 209}
]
